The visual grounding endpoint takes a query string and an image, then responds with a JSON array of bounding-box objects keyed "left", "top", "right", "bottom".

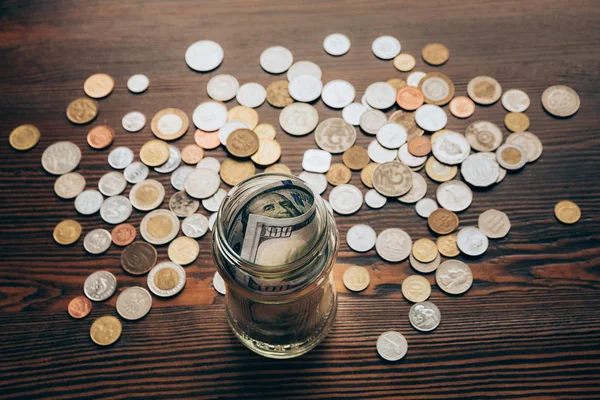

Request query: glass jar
[{"left": 212, "top": 173, "right": 339, "bottom": 359}]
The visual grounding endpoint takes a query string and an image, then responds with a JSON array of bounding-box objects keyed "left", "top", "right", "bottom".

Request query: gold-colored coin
[
  {"left": 265, "top": 163, "right": 291, "bottom": 175},
  {"left": 504, "top": 112, "right": 530, "bottom": 132},
  {"left": 343, "top": 266, "right": 370, "bottom": 292},
  {"left": 83, "top": 73, "right": 114, "bottom": 99},
  {"left": 254, "top": 123, "right": 276, "bottom": 140},
  {"left": 430, "top": 129, "right": 453, "bottom": 144},
  {"left": 554, "top": 200, "right": 581, "bottom": 224},
  {"left": 66, "top": 97, "right": 98, "bottom": 124},
  {"left": 360, "top": 162, "right": 380, "bottom": 188},
  {"left": 412, "top": 238, "right": 438, "bottom": 263},
  {"left": 168, "top": 236, "right": 200, "bottom": 265},
  {"left": 251, "top": 139, "right": 281, "bottom": 166},
  {"left": 422, "top": 43, "right": 449, "bottom": 65},
  {"left": 90, "top": 315, "right": 122, "bottom": 346},
  {"left": 226, "top": 129, "right": 260, "bottom": 158},
  {"left": 386, "top": 78, "right": 407, "bottom": 91},
  {"left": 428, "top": 208, "right": 459, "bottom": 235},
  {"left": 425, "top": 156, "right": 457, "bottom": 182},
  {"left": 139, "top": 139, "right": 170, "bottom": 166},
  {"left": 266, "top": 80, "right": 294, "bottom": 108},
  {"left": 393, "top": 54, "right": 416, "bottom": 72},
  {"left": 500, "top": 147, "right": 522, "bottom": 165},
  {"left": 326, "top": 163, "right": 352, "bottom": 186},
  {"left": 53, "top": 219, "right": 82, "bottom": 245},
  {"left": 155, "top": 268, "right": 179, "bottom": 291},
  {"left": 343, "top": 146, "right": 370, "bottom": 170},
  {"left": 437, "top": 234, "right": 460, "bottom": 257},
  {"left": 228, "top": 106, "right": 259, "bottom": 130},
  {"left": 402, "top": 275, "right": 431, "bottom": 303},
  {"left": 147, "top": 215, "right": 174, "bottom": 239},
  {"left": 220, "top": 158, "right": 256, "bottom": 186},
  {"left": 150, "top": 108, "right": 189, "bottom": 140},
  {"left": 9, "top": 124, "right": 40, "bottom": 151}
]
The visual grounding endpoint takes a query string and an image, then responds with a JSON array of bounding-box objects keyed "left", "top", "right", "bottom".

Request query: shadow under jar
[{"left": 212, "top": 173, "right": 339, "bottom": 359}]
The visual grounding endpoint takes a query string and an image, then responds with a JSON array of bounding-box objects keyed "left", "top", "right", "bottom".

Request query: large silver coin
[
  {"left": 365, "top": 82, "right": 396, "bottom": 109},
  {"left": 287, "top": 60, "right": 322, "bottom": 81},
  {"left": 41, "top": 141, "right": 81, "bottom": 175},
  {"left": 372, "top": 36, "right": 401, "bottom": 60},
  {"left": 184, "top": 168, "right": 221, "bottom": 199},
  {"left": 372, "top": 162, "right": 413, "bottom": 197},
  {"left": 478, "top": 209, "right": 511, "bottom": 239},
  {"left": 75, "top": 189, "right": 103, "bottom": 215},
  {"left": 147, "top": 262, "right": 186, "bottom": 297},
  {"left": 127, "top": 74, "right": 149, "bottom": 93},
  {"left": 171, "top": 166, "right": 195, "bottom": 190},
  {"left": 368, "top": 140, "right": 397, "bottom": 164},
  {"left": 436, "top": 260, "right": 473, "bottom": 295},
  {"left": 98, "top": 171, "right": 127, "bottom": 196},
  {"left": 83, "top": 228, "right": 112, "bottom": 254},
  {"left": 321, "top": 80, "right": 355, "bottom": 109},
  {"left": 108, "top": 146, "right": 134, "bottom": 170},
  {"left": 260, "top": 46, "right": 293, "bottom": 74},
  {"left": 377, "top": 123, "right": 407, "bottom": 149},
  {"left": 432, "top": 131, "right": 470, "bottom": 165},
  {"left": 182, "top": 213, "right": 209, "bottom": 238},
  {"left": 193, "top": 101, "right": 227, "bottom": 131},
  {"left": 360, "top": 109, "right": 387, "bottom": 135},
  {"left": 409, "top": 301, "right": 441, "bottom": 332},
  {"left": 236, "top": 82, "right": 266, "bottom": 108},
  {"left": 124, "top": 161, "right": 149, "bottom": 184},
  {"left": 100, "top": 196, "right": 132, "bottom": 224},
  {"left": 541, "top": 85, "right": 580, "bottom": 117},
  {"left": 84, "top": 270, "right": 117, "bottom": 301},
  {"left": 315, "top": 118, "right": 356, "bottom": 153},
  {"left": 398, "top": 172, "right": 427, "bottom": 203},
  {"left": 207, "top": 74, "right": 239, "bottom": 102},
  {"left": 436, "top": 180, "right": 473, "bottom": 212},
  {"left": 288, "top": 75, "right": 322, "bottom": 102},
  {"left": 375, "top": 228, "right": 412, "bottom": 262},
  {"left": 460, "top": 153, "right": 499, "bottom": 188},
  {"left": 329, "top": 184, "right": 363, "bottom": 215},
  {"left": 501, "top": 89, "right": 530, "bottom": 113},
  {"left": 279, "top": 103, "right": 319, "bottom": 136},
  {"left": 505, "top": 131, "right": 543, "bottom": 162},
  {"left": 456, "top": 226, "right": 489, "bottom": 256},
  {"left": 116, "top": 286, "right": 152, "bottom": 320},
  {"left": 346, "top": 224, "right": 377, "bottom": 252},
  {"left": 415, "top": 104, "right": 447, "bottom": 132},
  {"left": 376, "top": 331, "right": 408, "bottom": 361},
  {"left": 54, "top": 172, "right": 86, "bottom": 199},
  {"left": 185, "top": 40, "right": 224, "bottom": 72},
  {"left": 323, "top": 33, "right": 351, "bottom": 56}
]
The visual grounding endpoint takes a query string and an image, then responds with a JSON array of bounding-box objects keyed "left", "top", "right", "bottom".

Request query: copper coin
[
  {"left": 226, "top": 129, "right": 260, "bottom": 158},
  {"left": 111, "top": 223, "right": 137, "bottom": 246},
  {"left": 449, "top": 96, "right": 475, "bottom": 119},
  {"left": 181, "top": 144, "right": 204, "bottom": 164},
  {"left": 343, "top": 146, "right": 370, "bottom": 170},
  {"left": 407, "top": 136, "right": 431, "bottom": 157},
  {"left": 68, "top": 296, "right": 92, "bottom": 319},
  {"left": 422, "top": 43, "right": 449, "bottom": 65},
  {"left": 120, "top": 241, "right": 158, "bottom": 275},
  {"left": 194, "top": 129, "right": 221, "bottom": 149},
  {"left": 428, "top": 208, "right": 459, "bottom": 235},
  {"left": 87, "top": 125, "right": 115, "bottom": 149},
  {"left": 396, "top": 87, "right": 424, "bottom": 111},
  {"left": 325, "top": 163, "right": 352, "bottom": 186},
  {"left": 266, "top": 80, "right": 294, "bottom": 108}
]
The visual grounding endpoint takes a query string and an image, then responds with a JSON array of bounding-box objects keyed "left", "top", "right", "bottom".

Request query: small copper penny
[
  {"left": 407, "top": 136, "right": 432, "bottom": 157},
  {"left": 396, "top": 87, "right": 424, "bottom": 111},
  {"left": 87, "top": 125, "right": 115, "bottom": 149},
  {"left": 68, "top": 296, "right": 92, "bottom": 319},
  {"left": 111, "top": 223, "right": 137, "bottom": 246},
  {"left": 120, "top": 241, "right": 158, "bottom": 275},
  {"left": 181, "top": 144, "right": 204, "bottom": 164},
  {"left": 194, "top": 129, "right": 221, "bottom": 150},
  {"left": 449, "top": 96, "right": 476, "bottom": 119}
]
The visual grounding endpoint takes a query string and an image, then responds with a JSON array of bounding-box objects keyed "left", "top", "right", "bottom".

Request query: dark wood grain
[{"left": 1, "top": 0, "right": 600, "bottom": 398}]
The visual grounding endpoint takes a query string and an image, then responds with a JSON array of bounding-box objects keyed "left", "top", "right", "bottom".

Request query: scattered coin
[
  {"left": 449, "top": 96, "right": 476, "bottom": 119},
  {"left": 108, "top": 146, "right": 134, "bottom": 169},
  {"left": 213, "top": 271, "right": 227, "bottom": 295},
  {"left": 407, "top": 71, "right": 426, "bottom": 87},
  {"left": 323, "top": 33, "right": 351, "bottom": 56},
  {"left": 409, "top": 301, "right": 441, "bottom": 332},
  {"left": 260, "top": 46, "right": 293, "bottom": 74},
  {"left": 202, "top": 188, "right": 227, "bottom": 212},
  {"left": 388, "top": 110, "right": 424, "bottom": 140},
  {"left": 75, "top": 189, "right": 103, "bottom": 215},
  {"left": 121, "top": 241, "right": 157, "bottom": 275},
  {"left": 53, "top": 219, "right": 82, "bottom": 245},
  {"left": 116, "top": 286, "right": 152, "bottom": 320},
  {"left": 288, "top": 75, "right": 322, "bottom": 102},
  {"left": 154, "top": 145, "right": 182, "bottom": 174},
  {"left": 251, "top": 139, "right": 282, "bottom": 166},
  {"left": 139, "top": 139, "right": 170, "bottom": 167},
  {"left": 365, "top": 189, "right": 387, "bottom": 209},
  {"left": 372, "top": 36, "right": 401, "bottom": 59},
  {"left": 42, "top": 141, "right": 82, "bottom": 175},
  {"left": 409, "top": 252, "right": 441, "bottom": 274},
  {"left": 298, "top": 171, "right": 327, "bottom": 195},
  {"left": 461, "top": 153, "right": 500, "bottom": 187},
  {"left": 343, "top": 146, "right": 370, "bottom": 170},
  {"left": 554, "top": 200, "right": 581, "bottom": 224},
  {"left": 396, "top": 86, "right": 424, "bottom": 111},
  {"left": 279, "top": 103, "right": 319, "bottom": 136},
  {"left": 376, "top": 331, "right": 408, "bottom": 361},
  {"left": 181, "top": 144, "right": 204, "bottom": 165},
  {"left": 425, "top": 157, "right": 457, "bottom": 182},
  {"left": 303, "top": 149, "right": 332, "bottom": 173},
  {"left": 127, "top": 74, "right": 149, "bottom": 93},
  {"left": 147, "top": 261, "right": 187, "bottom": 297},
  {"left": 456, "top": 226, "right": 488, "bottom": 256},
  {"left": 315, "top": 118, "right": 356, "bottom": 154},
  {"left": 506, "top": 131, "right": 543, "bottom": 162},
  {"left": 168, "top": 236, "right": 200, "bottom": 265},
  {"left": 467, "top": 76, "right": 502, "bottom": 105},
  {"left": 321, "top": 79, "right": 355, "bottom": 109},
  {"left": 9, "top": 124, "right": 40, "bottom": 151},
  {"left": 122, "top": 111, "right": 146, "bottom": 133},
  {"left": 375, "top": 228, "right": 412, "bottom": 262},
  {"left": 288, "top": 60, "right": 322, "bottom": 81},
  {"left": 169, "top": 190, "right": 200, "bottom": 217},
  {"left": 220, "top": 158, "right": 256, "bottom": 186},
  {"left": 465, "top": 120, "right": 503, "bottom": 152},
  {"left": 360, "top": 162, "right": 379, "bottom": 188},
  {"left": 541, "top": 85, "right": 580, "bottom": 117},
  {"left": 360, "top": 109, "right": 388, "bottom": 135},
  {"left": 111, "top": 223, "right": 136, "bottom": 246},
  {"left": 504, "top": 112, "right": 530, "bottom": 132},
  {"left": 185, "top": 40, "right": 224, "bottom": 72},
  {"left": 228, "top": 105, "right": 259, "bottom": 130},
  {"left": 195, "top": 129, "right": 221, "bottom": 150},
  {"left": 193, "top": 101, "right": 228, "bottom": 131},
  {"left": 100, "top": 195, "right": 132, "bottom": 224},
  {"left": 140, "top": 209, "right": 180, "bottom": 245},
  {"left": 254, "top": 123, "right": 277, "bottom": 140},
  {"left": 393, "top": 53, "right": 416, "bottom": 71},
  {"left": 66, "top": 97, "right": 98, "bottom": 124},
  {"left": 219, "top": 120, "right": 250, "bottom": 146},
  {"left": 365, "top": 82, "right": 397, "bottom": 109},
  {"left": 478, "top": 209, "right": 511, "bottom": 238},
  {"left": 83, "top": 228, "right": 112, "bottom": 254},
  {"left": 387, "top": 78, "right": 407, "bottom": 91},
  {"left": 398, "top": 172, "right": 427, "bottom": 203},
  {"left": 346, "top": 224, "right": 377, "bottom": 252},
  {"left": 54, "top": 172, "right": 86, "bottom": 199},
  {"left": 226, "top": 129, "right": 260, "bottom": 157},
  {"left": 87, "top": 125, "right": 115, "bottom": 149},
  {"left": 329, "top": 184, "right": 363, "bottom": 215},
  {"left": 266, "top": 80, "right": 294, "bottom": 108},
  {"left": 326, "top": 163, "right": 352, "bottom": 186},
  {"left": 501, "top": 89, "right": 530, "bottom": 112},
  {"left": 415, "top": 198, "right": 438, "bottom": 218},
  {"left": 265, "top": 163, "right": 291, "bottom": 175},
  {"left": 436, "top": 260, "right": 473, "bottom": 295},
  {"left": 422, "top": 43, "right": 449, "bottom": 65},
  {"left": 418, "top": 72, "right": 455, "bottom": 105},
  {"left": 84, "top": 73, "right": 114, "bottom": 98},
  {"left": 437, "top": 180, "right": 473, "bottom": 212},
  {"left": 368, "top": 140, "right": 397, "bottom": 164},
  {"left": 171, "top": 166, "right": 194, "bottom": 191},
  {"left": 415, "top": 104, "right": 447, "bottom": 132},
  {"left": 129, "top": 179, "right": 165, "bottom": 211},
  {"left": 182, "top": 213, "right": 210, "bottom": 238},
  {"left": 376, "top": 123, "right": 407, "bottom": 150},
  {"left": 402, "top": 275, "right": 431, "bottom": 302},
  {"left": 98, "top": 171, "right": 126, "bottom": 196},
  {"left": 84, "top": 270, "right": 117, "bottom": 301},
  {"left": 437, "top": 233, "right": 459, "bottom": 257},
  {"left": 496, "top": 143, "right": 527, "bottom": 170},
  {"left": 428, "top": 208, "right": 459, "bottom": 235},
  {"left": 412, "top": 238, "right": 438, "bottom": 263},
  {"left": 398, "top": 143, "right": 426, "bottom": 168},
  {"left": 372, "top": 162, "right": 413, "bottom": 197},
  {"left": 207, "top": 74, "right": 239, "bottom": 102},
  {"left": 343, "top": 266, "right": 370, "bottom": 292},
  {"left": 432, "top": 131, "right": 470, "bottom": 164},
  {"left": 407, "top": 136, "right": 431, "bottom": 157},
  {"left": 184, "top": 168, "right": 221, "bottom": 198},
  {"left": 68, "top": 296, "right": 92, "bottom": 319},
  {"left": 90, "top": 315, "right": 122, "bottom": 346}
]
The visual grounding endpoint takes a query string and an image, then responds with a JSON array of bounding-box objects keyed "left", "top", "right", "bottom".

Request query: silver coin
[
  {"left": 287, "top": 60, "right": 322, "bottom": 81},
  {"left": 372, "top": 36, "right": 401, "bottom": 60},
  {"left": 98, "top": 171, "right": 127, "bottom": 196},
  {"left": 496, "top": 166, "right": 507, "bottom": 183},
  {"left": 202, "top": 188, "right": 227, "bottom": 212},
  {"left": 213, "top": 271, "right": 227, "bottom": 295},
  {"left": 154, "top": 145, "right": 181, "bottom": 174},
  {"left": 315, "top": 118, "right": 356, "bottom": 154},
  {"left": 116, "top": 286, "right": 152, "bottom": 320},
  {"left": 279, "top": 103, "right": 319, "bottom": 136},
  {"left": 140, "top": 209, "right": 180, "bottom": 245},
  {"left": 129, "top": 179, "right": 165, "bottom": 211},
  {"left": 218, "top": 120, "right": 250, "bottom": 147},
  {"left": 376, "top": 331, "right": 408, "bottom": 361},
  {"left": 288, "top": 74, "right": 323, "bottom": 102},
  {"left": 184, "top": 168, "right": 221, "bottom": 199},
  {"left": 377, "top": 123, "right": 407, "bottom": 149},
  {"left": 185, "top": 40, "right": 223, "bottom": 72},
  {"left": 323, "top": 33, "right": 351, "bottom": 56},
  {"left": 207, "top": 74, "right": 239, "bottom": 102},
  {"left": 127, "top": 74, "right": 149, "bottom": 93},
  {"left": 467, "top": 76, "right": 502, "bottom": 105},
  {"left": 321, "top": 79, "right": 355, "bottom": 109},
  {"left": 302, "top": 149, "right": 332, "bottom": 173},
  {"left": 147, "top": 261, "right": 186, "bottom": 297},
  {"left": 182, "top": 213, "right": 209, "bottom": 238},
  {"left": 372, "top": 161, "right": 413, "bottom": 197},
  {"left": 436, "top": 180, "right": 473, "bottom": 212},
  {"left": 54, "top": 172, "right": 86, "bottom": 199},
  {"left": 208, "top": 212, "right": 218, "bottom": 231},
  {"left": 361, "top": 93, "right": 373, "bottom": 110},
  {"left": 375, "top": 228, "right": 412, "bottom": 262},
  {"left": 415, "top": 104, "right": 447, "bottom": 132},
  {"left": 170, "top": 166, "right": 194, "bottom": 191},
  {"left": 478, "top": 209, "right": 511, "bottom": 239},
  {"left": 368, "top": 140, "right": 397, "bottom": 163},
  {"left": 436, "top": 260, "right": 473, "bottom": 295},
  {"left": 260, "top": 46, "right": 293, "bottom": 74},
  {"left": 457, "top": 226, "right": 488, "bottom": 256},
  {"left": 398, "top": 143, "right": 427, "bottom": 168},
  {"left": 236, "top": 82, "right": 266, "bottom": 108},
  {"left": 346, "top": 224, "right": 377, "bottom": 252},
  {"left": 496, "top": 143, "right": 527, "bottom": 170},
  {"left": 409, "top": 301, "right": 441, "bottom": 332},
  {"left": 84, "top": 270, "right": 117, "bottom": 301},
  {"left": 360, "top": 109, "right": 387, "bottom": 135},
  {"left": 41, "top": 141, "right": 81, "bottom": 175},
  {"left": 100, "top": 195, "right": 132, "bottom": 224},
  {"left": 364, "top": 189, "right": 387, "bottom": 209},
  {"left": 196, "top": 157, "right": 221, "bottom": 174},
  {"left": 541, "top": 85, "right": 580, "bottom": 117},
  {"left": 505, "top": 131, "right": 543, "bottom": 162},
  {"left": 398, "top": 172, "right": 427, "bottom": 203},
  {"left": 108, "top": 146, "right": 134, "bottom": 170},
  {"left": 122, "top": 111, "right": 146, "bottom": 132},
  {"left": 432, "top": 131, "right": 470, "bottom": 165},
  {"left": 323, "top": 198, "right": 334, "bottom": 216},
  {"left": 461, "top": 153, "right": 500, "bottom": 187},
  {"left": 329, "top": 184, "right": 363, "bottom": 215},
  {"left": 124, "top": 161, "right": 149, "bottom": 184},
  {"left": 169, "top": 190, "right": 200, "bottom": 217},
  {"left": 298, "top": 171, "right": 327, "bottom": 195},
  {"left": 193, "top": 101, "right": 228, "bottom": 131},
  {"left": 415, "top": 198, "right": 438, "bottom": 218},
  {"left": 75, "top": 189, "right": 103, "bottom": 215},
  {"left": 501, "top": 89, "right": 530, "bottom": 112},
  {"left": 409, "top": 252, "right": 441, "bottom": 274},
  {"left": 83, "top": 228, "right": 112, "bottom": 254},
  {"left": 365, "top": 82, "right": 396, "bottom": 109},
  {"left": 407, "top": 71, "right": 426, "bottom": 87},
  {"left": 342, "top": 102, "right": 368, "bottom": 126},
  {"left": 465, "top": 120, "right": 503, "bottom": 152}
]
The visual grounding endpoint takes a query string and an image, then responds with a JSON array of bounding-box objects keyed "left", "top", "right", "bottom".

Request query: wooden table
[{"left": 1, "top": 0, "right": 599, "bottom": 398}]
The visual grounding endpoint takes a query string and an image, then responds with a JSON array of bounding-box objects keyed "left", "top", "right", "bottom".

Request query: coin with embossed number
[
  {"left": 116, "top": 286, "right": 152, "bottom": 320},
  {"left": 402, "top": 275, "right": 431, "bottom": 303},
  {"left": 147, "top": 262, "right": 186, "bottom": 297},
  {"left": 315, "top": 118, "right": 356, "bottom": 154}
]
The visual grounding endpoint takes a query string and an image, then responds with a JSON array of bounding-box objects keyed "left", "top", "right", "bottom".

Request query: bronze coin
[
  {"left": 422, "top": 43, "right": 450, "bottom": 65},
  {"left": 120, "top": 241, "right": 158, "bottom": 275},
  {"left": 87, "top": 125, "right": 115, "bottom": 149},
  {"left": 194, "top": 129, "right": 221, "bottom": 150},
  {"left": 396, "top": 86, "right": 424, "bottom": 110},
  {"left": 68, "top": 296, "right": 92, "bottom": 319},
  {"left": 266, "top": 80, "right": 294, "bottom": 108},
  {"left": 325, "top": 163, "right": 352, "bottom": 186},
  {"left": 343, "top": 146, "right": 370, "bottom": 170},
  {"left": 428, "top": 209, "right": 459, "bottom": 235},
  {"left": 226, "top": 129, "right": 259, "bottom": 158},
  {"left": 407, "top": 136, "right": 432, "bottom": 157},
  {"left": 111, "top": 223, "right": 137, "bottom": 246},
  {"left": 181, "top": 144, "right": 204, "bottom": 164}
]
